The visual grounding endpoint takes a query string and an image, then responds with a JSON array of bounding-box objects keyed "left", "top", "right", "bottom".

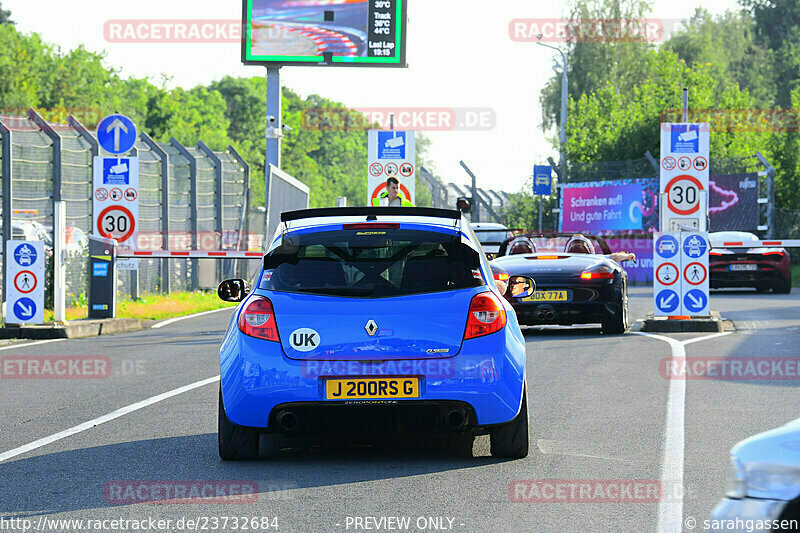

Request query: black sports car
[{"left": 490, "top": 234, "right": 630, "bottom": 334}]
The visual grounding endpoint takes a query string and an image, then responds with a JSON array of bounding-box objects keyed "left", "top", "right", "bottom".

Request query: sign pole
[
  {"left": 539, "top": 198, "right": 543, "bottom": 233},
  {"left": 265, "top": 66, "right": 282, "bottom": 243}
]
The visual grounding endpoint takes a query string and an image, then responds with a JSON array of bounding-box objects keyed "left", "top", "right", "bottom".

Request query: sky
[{"left": 5, "top": 0, "right": 742, "bottom": 195}]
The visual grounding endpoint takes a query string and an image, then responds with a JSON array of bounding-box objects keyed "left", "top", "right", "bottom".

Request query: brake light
[
  {"left": 580, "top": 272, "right": 614, "bottom": 279},
  {"left": 238, "top": 296, "right": 280, "bottom": 341},
  {"left": 709, "top": 252, "right": 722, "bottom": 256},
  {"left": 494, "top": 272, "right": 510, "bottom": 281},
  {"left": 764, "top": 251, "right": 785, "bottom": 256},
  {"left": 531, "top": 255, "right": 562, "bottom": 260},
  {"left": 343, "top": 223, "right": 400, "bottom": 230},
  {"left": 464, "top": 292, "right": 507, "bottom": 340},
  {"left": 580, "top": 264, "right": 615, "bottom": 280}
]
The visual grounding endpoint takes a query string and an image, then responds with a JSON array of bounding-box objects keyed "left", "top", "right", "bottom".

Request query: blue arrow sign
[
  {"left": 13, "top": 297, "right": 37, "bottom": 321},
  {"left": 656, "top": 289, "right": 680, "bottom": 314},
  {"left": 683, "top": 234, "right": 707, "bottom": 258},
  {"left": 13, "top": 243, "right": 37, "bottom": 267},
  {"left": 97, "top": 114, "right": 137, "bottom": 155},
  {"left": 684, "top": 289, "right": 708, "bottom": 313},
  {"left": 655, "top": 235, "right": 679, "bottom": 259}
]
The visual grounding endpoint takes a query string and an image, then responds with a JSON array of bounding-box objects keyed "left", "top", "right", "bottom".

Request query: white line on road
[
  {"left": 633, "top": 331, "right": 730, "bottom": 533},
  {"left": 0, "top": 376, "right": 220, "bottom": 464},
  {"left": 0, "top": 338, "right": 65, "bottom": 352},
  {"left": 151, "top": 307, "right": 234, "bottom": 329}
]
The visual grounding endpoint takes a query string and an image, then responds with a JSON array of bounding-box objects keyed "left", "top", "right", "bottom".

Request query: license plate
[
  {"left": 522, "top": 290, "right": 568, "bottom": 302},
  {"left": 730, "top": 264, "right": 758, "bottom": 271},
  {"left": 325, "top": 377, "right": 420, "bottom": 400}
]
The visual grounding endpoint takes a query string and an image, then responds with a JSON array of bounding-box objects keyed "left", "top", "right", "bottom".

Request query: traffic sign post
[
  {"left": 653, "top": 231, "right": 710, "bottom": 317},
  {"left": 653, "top": 233, "right": 681, "bottom": 316},
  {"left": 5, "top": 241, "right": 45, "bottom": 324},
  {"left": 93, "top": 156, "right": 139, "bottom": 252},
  {"left": 660, "top": 123, "right": 710, "bottom": 232},
  {"left": 367, "top": 130, "right": 416, "bottom": 205}
]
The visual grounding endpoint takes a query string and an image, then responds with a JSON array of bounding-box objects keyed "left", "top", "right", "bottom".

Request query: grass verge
[
  {"left": 44, "top": 291, "right": 238, "bottom": 322},
  {"left": 793, "top": 265, "right": 800, "bottom": 287}
]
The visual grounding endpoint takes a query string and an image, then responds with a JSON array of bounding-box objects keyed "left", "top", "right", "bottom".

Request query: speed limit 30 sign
[
  {"left": 93, "top": 156, "right": 139, "bottom": 250},
  {"left": 665, "top": 175, "right": 703, "bottom": 215}
]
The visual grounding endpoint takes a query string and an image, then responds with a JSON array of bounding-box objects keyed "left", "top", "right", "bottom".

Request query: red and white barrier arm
[
  {"left": 117, "top": 250, "right": 265, "bottom": 259},
  {"left": 710, "top": 240, "right": 800, "bottom": 248}
]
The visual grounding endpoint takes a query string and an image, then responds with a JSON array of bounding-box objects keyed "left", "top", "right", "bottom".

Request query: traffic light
[{"left": 457, "top": 197, "right": 472, "bottom": 213}]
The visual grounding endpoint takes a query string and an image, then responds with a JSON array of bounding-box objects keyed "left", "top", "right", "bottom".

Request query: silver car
[{"left": 708, "top": 418, "right": 800, "bottom": 532}]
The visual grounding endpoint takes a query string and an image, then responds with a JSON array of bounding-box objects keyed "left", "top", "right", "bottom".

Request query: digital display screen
[{"left": 243, "top": 0, "right": 407, "bottom": 67}]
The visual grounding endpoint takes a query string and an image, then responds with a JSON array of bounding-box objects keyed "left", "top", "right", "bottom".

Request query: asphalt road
[{"left": 1, "top": 287, "right": 799, "bottom": 533}]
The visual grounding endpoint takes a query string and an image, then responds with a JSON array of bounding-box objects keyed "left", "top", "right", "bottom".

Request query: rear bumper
[
  {"left": 710, "top": 267, "right": 786, "bottom": 289},
  {"left": 508, "top": 284, "right": 620, "bottom": 326},
  {"left": 707, "top": 497, "right": 787, "bottom": 532},
  {"left": 220, "top": 325, "right": 526, "bottom": 431}
]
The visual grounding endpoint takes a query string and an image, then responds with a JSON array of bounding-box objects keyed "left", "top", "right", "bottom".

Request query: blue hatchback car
[{"left": 216, "top": 207, "right": 532, "bottom": 460}]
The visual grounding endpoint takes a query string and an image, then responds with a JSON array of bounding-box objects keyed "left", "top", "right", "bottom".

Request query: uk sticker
[
  {"left": 472, "top": 269, "right": 482, "bottom": 279},
  {"left": 290, "top": 328, "right": 320, "bottom": 352}
]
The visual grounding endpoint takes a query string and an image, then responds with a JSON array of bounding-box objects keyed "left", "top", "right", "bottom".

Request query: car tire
[
  {"left": 776, "top": 273, "right": 792, "bottom": 294},
  {"left": 602, "top": 288, "right": 628, "bottom": 335},
  {"left": 490, "top": 383, "right": 529, "bottom": 459},
  {"left": 218, "top": 387, "right": 260, "bottom": 460}
]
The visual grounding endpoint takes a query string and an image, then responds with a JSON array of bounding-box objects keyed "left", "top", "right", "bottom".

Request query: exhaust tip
[
  {"left": 276, "top": 411, "right": 299, "bottom": 432},
  {"left": 446, "top": 409, "right": 467, "bottom": 429},
  {"left": 545, "top": 312, "right": 555, "bottom": 321},
  {"left": 536, "top": 312, "right": 546, "bottom": 321}
]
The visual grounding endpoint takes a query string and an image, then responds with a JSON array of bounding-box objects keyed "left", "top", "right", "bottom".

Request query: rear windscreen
[
  {"left": 261, "top": 228, "right": 484, "bottom": 297},
  {"left": 474, "top": 231, "right": 509, "bottom": 243}
]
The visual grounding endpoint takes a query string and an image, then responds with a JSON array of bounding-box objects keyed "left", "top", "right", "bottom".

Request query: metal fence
[{"left": 0, "top": 109, "right": 288, "bottom": 308}]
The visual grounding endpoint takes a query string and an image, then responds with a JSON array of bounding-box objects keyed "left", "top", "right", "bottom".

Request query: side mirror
[
  {"left": 218, "top": 279, "right": 250, "bottom": 302},
  {"left": 507, "top": 276, "right": 536, "bottom": 299}
]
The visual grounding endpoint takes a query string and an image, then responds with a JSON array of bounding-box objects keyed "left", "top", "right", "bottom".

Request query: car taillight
[
  {"left": 764, "top": 251, "right": 785, "bottom": 256},
  {"left": 580, "top": 265, "right": 615, "bottom": 280},
  {"left": 464, "top": 292, "right": 507, "bottom": 340},
  {"left": 238, "top": 296, "right": 279, "bottom": 342},
  {"left": 494, "top": 272, "right": 510, "bottom": 281}
]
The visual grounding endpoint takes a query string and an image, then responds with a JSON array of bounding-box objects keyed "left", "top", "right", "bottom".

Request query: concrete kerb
[
  {"left": 641, "top": 311, "right": 733, "bottom": 333},
  {"left": 0, "top": 318, "right": 143, "bottom": 339}
]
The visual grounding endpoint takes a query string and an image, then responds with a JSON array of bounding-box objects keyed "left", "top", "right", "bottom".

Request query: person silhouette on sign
[
  {"left": 691, "top": 266, "right": 700, "bottom": 281},
  {"left": 21, "top": 275, "right": 30, "bottom": 289}
]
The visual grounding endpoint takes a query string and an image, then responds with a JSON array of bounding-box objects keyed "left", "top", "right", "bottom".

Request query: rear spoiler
[{"left": 281, "top": 207, "right": 462, "bottom": 222}]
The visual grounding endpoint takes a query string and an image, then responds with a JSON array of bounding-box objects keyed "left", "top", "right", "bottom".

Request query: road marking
[
  {"left": 0, "top": 376, "right": 219, "bottom": 463},
  {"left": 0, "top": 338, "right": 65, "bottom": 352},
  {"left": 633, "top": 331, "right": 730, "bottom": 533},
  {"left": 152, "top": 307, "right": 234, "bottom": 329}
]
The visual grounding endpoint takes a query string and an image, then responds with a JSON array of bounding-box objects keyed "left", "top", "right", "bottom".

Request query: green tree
[
  {"left": 540, "top": 0, "right": 654, "bottom": 131},
  {"left": 741, "top": 0, "right": 800, "bottom": 107},
  {"left": 0, "top": 2, "right": 13, "bottom": 25},
  {"left": 664, "top": 8, "right": 775, "bottom": 105}
]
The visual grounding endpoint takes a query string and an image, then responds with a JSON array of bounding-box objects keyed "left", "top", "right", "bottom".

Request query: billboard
[
  {"left": 243, "top": 0, "right": 407, "bottom": 68},
  {"left": 709, "top": 173, "right": 759, "bottom": 231},
  {"left": 559, "top": 179, "right": 659, "bottom": 234}
]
